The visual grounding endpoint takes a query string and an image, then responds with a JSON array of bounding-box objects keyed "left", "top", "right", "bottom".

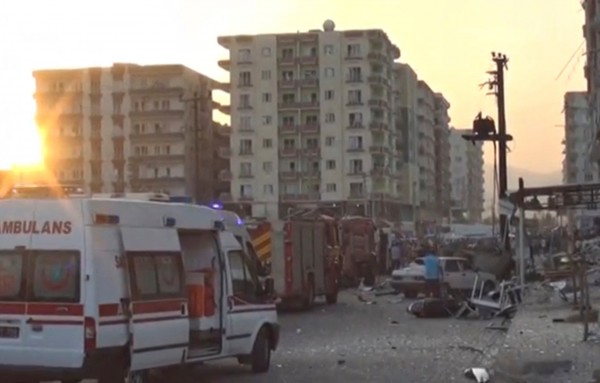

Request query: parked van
[{"left": 0, "top": 196, "right": 279, "bottom": 383}]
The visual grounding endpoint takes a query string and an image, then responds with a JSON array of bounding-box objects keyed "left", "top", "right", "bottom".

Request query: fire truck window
[
  {"left": 228, "top": 250, "right": 258, "bottom": 301},
  {"left": 30, "top": 251, "right": 80, "bottom": 303}
]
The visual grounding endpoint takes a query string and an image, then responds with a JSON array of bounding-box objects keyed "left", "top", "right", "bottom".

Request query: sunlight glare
[{"left": 5, "top": 127, "right": 44, "bottom": 171}]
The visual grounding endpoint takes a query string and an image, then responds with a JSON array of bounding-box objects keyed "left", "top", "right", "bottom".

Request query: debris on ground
[{"left": 464, "top": 367, "right": 491, "bottom": 382}]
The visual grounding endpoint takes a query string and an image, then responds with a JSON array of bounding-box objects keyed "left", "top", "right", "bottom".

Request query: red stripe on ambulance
[{"left": 0, "top": 303, "right": 83, "bottom": 316}]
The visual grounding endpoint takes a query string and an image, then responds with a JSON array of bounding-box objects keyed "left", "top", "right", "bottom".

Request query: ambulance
[{"left": 0, "top": 195, "right": 279, "bottom": 383}]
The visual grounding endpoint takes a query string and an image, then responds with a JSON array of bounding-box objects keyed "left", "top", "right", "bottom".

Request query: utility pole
[
  {"left": 462, "top": 52, "right": 513, "bottom": 254},
  {"left": 180, "top": 91, "right": 204, "bottom": 203}
]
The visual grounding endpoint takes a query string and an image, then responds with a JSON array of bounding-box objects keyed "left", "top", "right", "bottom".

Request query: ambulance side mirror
[{"left": 263, "top": 277, "right": 275, "bottom": 297}]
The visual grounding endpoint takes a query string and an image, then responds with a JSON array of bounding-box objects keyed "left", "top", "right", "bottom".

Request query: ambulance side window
[
  {"left": 129, "top": 252, "right": 184, "bottom": 300},
  {"left": 228, "top": 250, "right": 259, "bottom": 302}
]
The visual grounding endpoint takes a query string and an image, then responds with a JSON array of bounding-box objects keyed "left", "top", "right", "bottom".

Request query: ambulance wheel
[{"left": 250, "top": 327, "right": 271, "bottom": 373}]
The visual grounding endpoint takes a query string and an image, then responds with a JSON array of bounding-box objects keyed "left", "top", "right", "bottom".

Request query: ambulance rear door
[{"left": 120, "top": 226, "right": 189, "bottom": 371}]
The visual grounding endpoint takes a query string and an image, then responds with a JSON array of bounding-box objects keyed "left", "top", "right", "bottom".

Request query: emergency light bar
[{"left": 94, "top": 214, "right": 120, "bottom": 224}]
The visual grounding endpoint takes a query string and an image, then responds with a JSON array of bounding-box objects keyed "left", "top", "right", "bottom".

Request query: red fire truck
[
  {"left": 340, "top": 216, "right": 377, "bottom": 286},
  {"left": 269, "top": 212, "right": 341, "bottom": 308}
]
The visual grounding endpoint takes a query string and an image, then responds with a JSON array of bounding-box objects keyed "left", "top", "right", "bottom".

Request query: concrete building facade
[
  {"left": 582, "top": 0, "right": 600, "bottom": 165},
  {"left": 33, "top": 64, "right": 229, "bottom": 202},
  {"left": 416, "top": 80, "right": 436, "bottom": 219},
  {"left": 218, "top": 20, "right": 404, "bottom": 221},
  {"left": 433, "top": 93, "right": 452, "bottom": 219},
  {"left": 563, "top": 91, "right": 600, "bottom": 228},
  {"left": 449, "top": 128, "right": 485, "bottom": 222}
]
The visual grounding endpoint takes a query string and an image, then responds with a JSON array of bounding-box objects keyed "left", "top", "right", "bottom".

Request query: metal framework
[{"left": 510, "top": 178, "right": 597, "bottom": 341}]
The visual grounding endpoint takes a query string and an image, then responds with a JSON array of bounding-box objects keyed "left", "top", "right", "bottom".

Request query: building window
[
  {"left": 238, "top": 49, "right": 251, "bottom": 62},
  {"left": 262, "top": 138, "right": 272, "bottom": 148},
  {"left": 282, "top": 71, "right": 294, "bottom": 81},
  {"left": 263, "top": 184, "right": 273, "bottom": 194},
  {"left": 240, "top": 162, "right": 252, "bottom": 177},
  {"left": 240, "top": 116, "right": 252, "bottom": 130},
  {"left": 348, "top": 90, "right": 362, "bottom": 105},
  {"left": 282, "top": 115, "right": 295, "bottom": 126},
  {"left": 281, "top": 48, "right": 294, "bottom": 58},
  {"left": 325, "top": 90, "right": 335, "bottom": 100},
  {"left": 349, "top": 182, "right": 364, "bottom": 196},
  {"left": 283, "top": 138, "right": 296, "bottom": 149},
  {"left": 350, "top": 159, "right": 363, "bottom": 174},
  {"left": 262, "top": 93, "right": 272, "bottom": 103},
  {"left": 239, "top": 71, "right": 252, "bottom": 86},
  {"left": 263, "top": 161, "right": 273, "bottom": 173},
  {"left": 240, "top": 184, "right": 253, "bottom": 198},
  {"left": 305, "top": 115, "right": 318, "bottom": 125},
  {"left": 349, "top": 136, "right": 363, "bottom": 150},
  {"left": 326, "top": 183, "right": 336, "bottom": 192},
  {"left": 262, "top": 116, "right": 272, "bottom": 125},
  {"left": 326, "top": 160, "right": 336, "bottom": 170},
  {"left": 349, "top": 112, "right": 363, "bottom": 126},
  {"left": 161, "top": 100, "right": 170, "bottom": 110},
  {"left": 261, "top": 47, "right": 271, "bottom": 57},
  {"left": 240, "top": 139, "right": 253, "bottom": 155},
  {"left": 323, "top": 45, "right": 334, "bottom": 55},
  {"left": 166, "top": 167, "right": 171, "bottom": 177},
  {"left": 347, "top": 44, "right": 361, "bottom": 57},
  {"left": 239, "top": 94, "right": 251, "bottom": 109},
  {"left": 305, "top": 138, "right": 319, "bottom": 149},
  {"left": 325, "top": 113, "right": 335, "bottom": 123},
  {"left": 585, "top": 173, "right": 593, "bottom": 182},
  {"left": 261, "top": 70, "right": 271, "bottom": 80},
  {"left": 304, "top": 69, "right": 317, "bottom": 79},
  {"left": 325, "top": 136, "right": 335, "bottom": 146},
  {"left": 347, "top": 67, "right": 362, "bottom": 82},
  {"left": 324, "top": 67, "right": 335, "bottom": 78}
]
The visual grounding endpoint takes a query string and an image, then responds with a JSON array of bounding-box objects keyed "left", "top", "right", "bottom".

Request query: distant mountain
[{"left": 483, "top": 165, "right": 562, "bottom": 208}]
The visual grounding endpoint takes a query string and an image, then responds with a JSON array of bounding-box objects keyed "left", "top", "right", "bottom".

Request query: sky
[{"left": 0, "top": 0, "right": 587, "bottom": 173}]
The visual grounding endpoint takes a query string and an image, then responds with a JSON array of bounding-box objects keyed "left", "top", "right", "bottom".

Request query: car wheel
[{"left": 250, "top": 327, "right": 271, "bottom": 373}]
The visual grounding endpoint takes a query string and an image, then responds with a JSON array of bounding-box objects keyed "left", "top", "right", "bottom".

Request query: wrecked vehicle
[{"left": 390, "top": 256, "right": 497, "bottom": 298}]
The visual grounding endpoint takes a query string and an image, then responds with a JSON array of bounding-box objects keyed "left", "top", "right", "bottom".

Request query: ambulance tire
[{"left": 250, "top": 327, "right": 271, "bottom": 373}]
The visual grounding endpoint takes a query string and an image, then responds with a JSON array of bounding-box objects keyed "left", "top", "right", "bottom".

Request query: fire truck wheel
[
  {"left": 325, "top": 290, "right": 338, "bottom": 304},
  {"left": 250, "top": 327, "right": 271, "bottom": 373},
  {"left": 302, "top": 278, "right": 315, "bottom": 309}
]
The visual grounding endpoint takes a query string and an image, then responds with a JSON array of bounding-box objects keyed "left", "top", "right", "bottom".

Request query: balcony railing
[
  {"left": 278, "top": 101, "right": 320, "bottom": 110},
  {"left": 277, "top": 56, "right": 295, "bottom": 65},
  {"left": 279, "top": 148, "right": 299, "bottom": 157},
  {"left": 299, "top": 124, "right": 319, "bottom": 133},
  {"left": 347, "top": 123, "right": 365, "bottom": 130},
  {"left": 279, "top": 171, "right": 299, "bottom": 180},
  {"left": 279, "top": 124, "right": 297, "bottom": 134},
  {"left": 239, "top": 171, "right": 254, "bottom": 179}
]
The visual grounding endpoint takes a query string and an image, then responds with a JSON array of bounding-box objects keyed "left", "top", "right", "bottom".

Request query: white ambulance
[{"left": 0, "top": 196, "right": 279, "bottom": 383}]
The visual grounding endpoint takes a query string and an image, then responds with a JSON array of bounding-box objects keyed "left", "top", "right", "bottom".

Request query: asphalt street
[{"left": 172, "top": 290, "right": 506, "bottom": 383}]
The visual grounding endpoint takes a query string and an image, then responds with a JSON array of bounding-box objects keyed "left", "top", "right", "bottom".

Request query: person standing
[
  {"left": 390, "top": 239, "right": 401, "bottom": 271},
  {"left": 423, "top": 246, "right": 443, "bottom": 298}
]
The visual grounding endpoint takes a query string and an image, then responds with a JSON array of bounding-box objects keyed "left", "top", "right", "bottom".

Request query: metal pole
[
  {"left": 519, "top": 205, "right": 525, "bottom": 288},
  {"left": 494, "top": 53, "right": 510, "bottom": 252}
]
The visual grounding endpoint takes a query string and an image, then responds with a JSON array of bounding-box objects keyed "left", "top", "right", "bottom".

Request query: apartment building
[
  {"left": 33, "top": 64, "right": 229, "bottom": 202},
  {"left": 392, "top": 63, "right": 420, "bottom": 220},
  {"left": 416, "top": 81, "right": 436, "bottom": 219},
  {"left": 563, "top": 91, "right": 600, "bottom": 227},
  {"left": 583, "top": 0, "right": 600, "bottom": 165},
  {"left": 433, "top": 93, "right": 452, "bottom": 219},
  {"left": 218, "top": 20, "right": 403, "bottom": 220},
  {"left": 449, "top": 128, "right": 485, "bottom": 222}
]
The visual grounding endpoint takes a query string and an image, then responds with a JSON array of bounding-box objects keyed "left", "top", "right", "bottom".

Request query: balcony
[
  {"left": 369, "top": 145, "right": 387, "bottom": 155},
  {"left": 129, "top": 154, "right": 186, "bottom": 163},
  {"left": 218, "top": 147, "right": 232, "bottom": 158},
  {"left": 281, "top": 193, "right": 320, "bottom": 202},
  {"left": 237, "top": 104, "right": 253, "bottom": 111},
  {"left": 296, "top": 78, "right": 319, "bottom": 87},
  {"left": 279, "top": 171, "right": 299, "bottom": 180},
  {"left": 368, "top": 74, "right": 387, "bottom": 87},
  {"left": 239, "top": 170, "right": 254, "bottom": 179},
  {"left": 347, "top": 170, "right": 366, "bottom": 177},
  {"left": 277, "top": 56, "right": 296, "bottom": 65},
  {"left": 238, "top": 149, "right": 253, "bottom": 156},
  {"left": 296, "top": 56, "right": 318, "bottom": 65},
  {"left": 301, "top": 147, "right": 320, "bottom": 157},
  {"left": 348, "top": 191, "right": 366, "bottom": 200},
  {"left": 299, "top": 123, "right": 319, "bottom": 134},
  {"left": 218, "top": 59, "right": 231, "bottom": 70},
  {"left": 346, "top": 75, "right": 363, "bottom": 83},
  {"left": 301, "top": 171, "right": 320, "bottom": 179},
  {"left": 129, "top": 109, "right": 185, "bottom": 118},
  {"left": 346, "top": 100, "right": 363, "bottom": 107},
  {"left": 370, "top": 167, "right": 390, "bottom": 177},
  {"left": 345, "top": 53, "right": 363, "bottom": 61},
  {"left": 346, "top": 146, "right": 365, "bottom": 153},
  {"left": 238, "top": 126, "right": 254, "bottom": 133},
  {"left": 129, "top": 132, "right": 185, "bottom": 142},
  {"left": 279, "top": 124, "right": 297, "bottom": 135},
  {"left": 218, "top": 170, "right": 232, "bottom": 181},
  {"left": 279, "top": 148, "right": 299, "bottom": 157},
  {"left": 367, "top": 52, "right": 387, "bottom": 62},
  {"left": 239, "top": 195, "right": 254, "bottom": 201},
  {"left": 278, "top": 79, "right": 296, "bottom": 88},
  {"left": 347, "top": 123, "right": 365, "bottom": 130},
  {"left": 278, "top": 101, "right": 320, "bottom": 110},
  {"left": 237, "top": 81, "right": 253, "bottom": 89},
  {"left": 368, "top": 99, "right": 388, "bottom": 109},
  {"left": 369, "top": 122, "right": 388, "bottom": 132}
]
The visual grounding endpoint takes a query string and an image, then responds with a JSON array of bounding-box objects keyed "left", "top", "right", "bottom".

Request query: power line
[{"left": 555, "top": 41, "right": 585, "bottom": 81}]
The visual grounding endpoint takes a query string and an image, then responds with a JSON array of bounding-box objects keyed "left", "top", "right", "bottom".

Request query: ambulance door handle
[{"left": 180, "top": 303, "right": 186, "bottom": 316}]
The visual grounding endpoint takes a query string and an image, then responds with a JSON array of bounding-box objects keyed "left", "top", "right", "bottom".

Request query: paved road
[{"left": 174, "top": 290, "right": 505, "bottom": 383}]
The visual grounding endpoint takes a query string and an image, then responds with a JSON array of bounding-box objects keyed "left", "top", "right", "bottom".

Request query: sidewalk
[{"left": 492, "top": 285, "right": 600, "bottom": 383}]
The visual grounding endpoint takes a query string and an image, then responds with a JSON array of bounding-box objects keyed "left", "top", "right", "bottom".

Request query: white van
[{"left": 0, "top": 197, "right": 279, "bottom": 383}]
